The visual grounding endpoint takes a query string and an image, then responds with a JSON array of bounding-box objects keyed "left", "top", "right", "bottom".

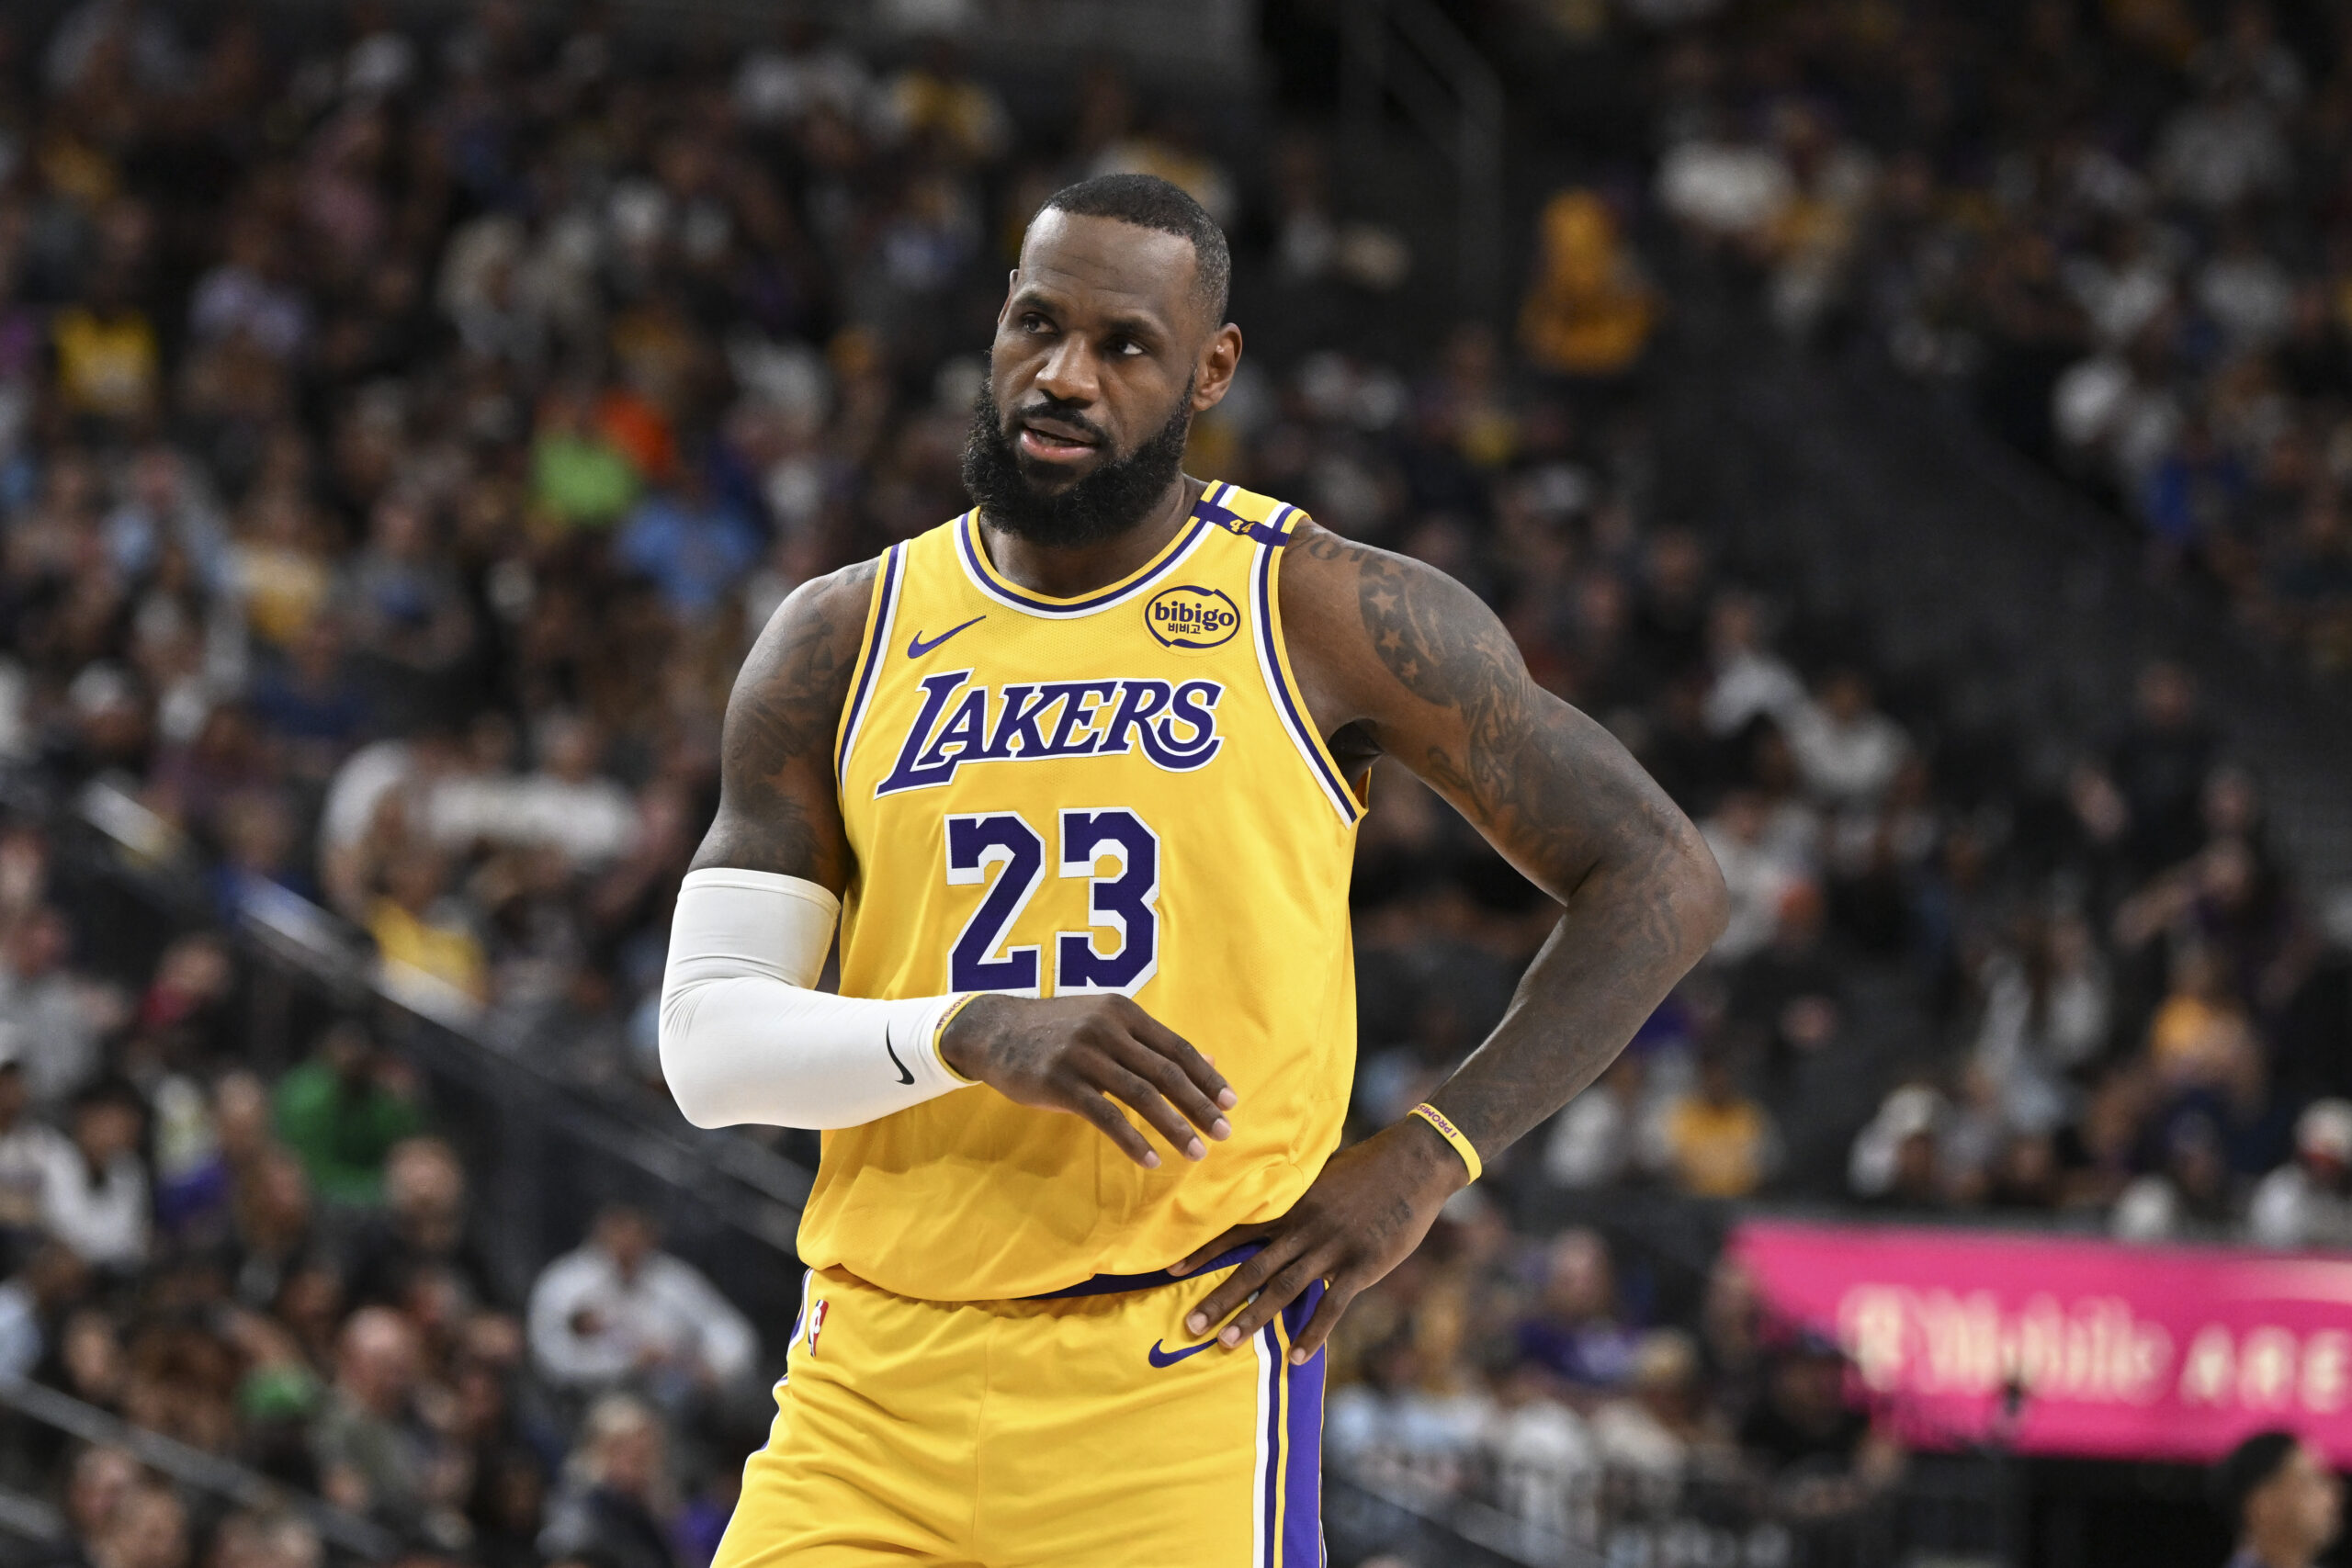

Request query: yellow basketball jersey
[{"left": 798, "top": 483, "right": 1363, "bottom": 1302}]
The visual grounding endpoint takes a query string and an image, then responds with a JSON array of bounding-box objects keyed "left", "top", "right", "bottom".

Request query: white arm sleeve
[{"left": 658, "top": 867, "right": 976, "bottom": 1130}]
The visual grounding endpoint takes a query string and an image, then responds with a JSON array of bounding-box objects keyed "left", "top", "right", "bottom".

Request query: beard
[{"left": 960, "top": 381, "right": 1193, "bottom": 549}]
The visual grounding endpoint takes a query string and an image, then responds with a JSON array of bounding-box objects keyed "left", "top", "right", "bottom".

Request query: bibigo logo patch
[{"left": 1144, "top": 585, "right": 1241, "bottom": 651}]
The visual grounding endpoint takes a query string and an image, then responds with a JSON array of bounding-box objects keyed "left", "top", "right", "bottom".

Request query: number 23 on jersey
[{"left": 944, "top": 807, "right": 1160, "bottom": 998}]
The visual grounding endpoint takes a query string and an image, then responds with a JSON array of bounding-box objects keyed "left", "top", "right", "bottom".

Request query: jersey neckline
[{"left": 955, "top": 505, "right": 1215, "bottom": 618}]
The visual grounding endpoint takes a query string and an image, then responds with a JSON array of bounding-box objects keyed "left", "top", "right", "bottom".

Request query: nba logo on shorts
[{"left": 806, "top": 1299, "right": 830, "bottom": 1358}]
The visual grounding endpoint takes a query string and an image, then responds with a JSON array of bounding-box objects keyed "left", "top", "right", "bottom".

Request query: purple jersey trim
[
  {"left": 1020, "top": 1243, "right": 1265, "bottom": 1301},
  {"left": 959, "top": 511, "right": 1209, "bottom": 614},
  {"left": 1251, "top": 525, "right": 1362, "bottom": 823},
  {"left": 836, "top": 542, "right": 904, "bottom": 778}
]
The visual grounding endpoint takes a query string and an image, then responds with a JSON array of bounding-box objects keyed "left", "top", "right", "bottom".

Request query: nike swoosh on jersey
[
  {"left": 1147, "top": 1337, "right": 1217, "bottom": 1368},
  {"left": 883, "top": 1024, "right": 915, "bottom": 1086},
  {"left": 906, "top": 615, "right": 986, "bottom": 658}
]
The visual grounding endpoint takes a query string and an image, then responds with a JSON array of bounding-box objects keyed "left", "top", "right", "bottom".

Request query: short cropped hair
[
  {"left": 1034, "top": 174, "right": 1231, "bottom": 323},
  {"left": 2212, "top": 1429, "right": 2302, "bottom": 1533}
]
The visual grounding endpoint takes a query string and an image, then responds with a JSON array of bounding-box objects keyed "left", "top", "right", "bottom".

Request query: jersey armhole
[
  {"left": 832, "top": 542, "right": 906, "bottom": 809},
  {"left": 1252, "top": 512, "right": 1367, "bottom": 827}
]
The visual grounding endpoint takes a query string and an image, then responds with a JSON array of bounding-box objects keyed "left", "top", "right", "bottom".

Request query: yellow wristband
[
  {"left": 932, "top": 995, "right": 981, "bottom": 1083},
  {"left": 1408, "top": 1102, "right": 1481, "bottom": 1184}
]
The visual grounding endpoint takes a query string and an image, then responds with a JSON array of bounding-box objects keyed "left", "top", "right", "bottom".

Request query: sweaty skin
[{"left": 688, "top": 208, "right": 1729, "bottom": 1363}]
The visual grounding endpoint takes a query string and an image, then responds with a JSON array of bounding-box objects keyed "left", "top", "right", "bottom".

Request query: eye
[
  {"left": 1107, "top": 337, "right": 1144, "bottom": 356},
  {"left": 1018, "top": 311, "right": 1053, "bottom": 334}
]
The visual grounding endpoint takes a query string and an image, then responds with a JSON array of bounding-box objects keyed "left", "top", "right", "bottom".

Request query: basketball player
[{"left": 661, "top": 175, "right": 1728, "bottom": 1565}]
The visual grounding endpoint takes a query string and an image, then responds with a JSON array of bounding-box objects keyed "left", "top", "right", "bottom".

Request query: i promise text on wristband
[{"left": 1409, "top": 1102, "right": 1482, "bottom": 1184}]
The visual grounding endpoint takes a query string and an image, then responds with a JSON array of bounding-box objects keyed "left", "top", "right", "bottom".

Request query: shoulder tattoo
[{"left": 692, "top": 557, "right": 879, "bottom": 878}]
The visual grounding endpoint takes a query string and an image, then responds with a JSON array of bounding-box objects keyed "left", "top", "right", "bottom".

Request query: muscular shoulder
[
  {"left": 1276, "top": 519, "right": 1529, "bottom": 739},
  {"left": 691, "top": 555, "right": 881, "bottom": 882},
  {"left": 782, "top": 554, "right": 884, "bottom": 650},
  {"left": 741, "top": 555, "right": 882, "bottom": 706}
]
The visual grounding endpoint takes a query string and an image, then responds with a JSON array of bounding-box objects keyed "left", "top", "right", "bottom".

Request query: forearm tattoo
[{"left": 1296, "top": 529, "right": 1726, "bottom": 1161}]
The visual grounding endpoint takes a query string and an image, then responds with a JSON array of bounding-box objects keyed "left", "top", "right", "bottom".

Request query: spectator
[
  {"left": 270, "top": 1024, "right": 424, "bottom": 1209},
  {"left": 1850, "top": 1084, "right": 1950, "bottom": 1207},
  {"left": 1784, "top": 671, "right": 1907, "bottom": 810},
  {"left": 1700, "top": 791, "right": 1803, "bottom": 964},
  {"left": 206, "top": 1514, "right": 322, "bottom": 1568},
  {"left": 427, "top": 713, "right": 636, "bottom": 873},
  {"left": 1326, "top": 1331, "right": 1494, "bottom": 1500},
  {"left": 1654, "top": 1050, "right": 1778, "bottom": 1199},
  {"left": 368, "top": 848, "right": 492, "bottom": 1008},
  {"left": 1590, "top": 1329, "right": 1723, "bottom": 1486},
  {"left": 2112, "top": 1106, "right": 2239, "bottom": 1240},
  {"left": 536, "top": 1394, "right": 677, "bottom": 1568},
  {"left": 1973, "top": 910, "right": 2113, "bottom": 1111},
  {"left": 529, "top": 388, "right": 641, "bottom": 533},
  {"left": 733, "top": 19, "right": 872, "bottom": 129},
  {"left": 2211, "top": 1430, "right": 2342, "bottom": 1568},
  {"left": 311, "top": 1307, "right": 462, "bottom": 1546},
  {"left": 1483, "top": 1359, "right": 1594, "bottom": 1539},
  {"left": 875, "top": 39, "right": 1011, "bottom": 168},
  {"left": 343, "top": 492, "right": 478, "bottom": 690},
  {"left": 246, "top": 618, "right": 371, "bottom": 786},
  {"left": 40, "top": 1081, "right": 150, "bottom": 1272},
  {"left": 2144, "top": 943, "right": 2264, "bottom": 1102},
  {"left": 1516, "top": 190, "right": 1656, "bottom": 382},
  {"left": 615, "top": 468, "right": 763, "bottom": 622},
  {"left": 1515, "top": 1229, "right": 1639, "bottom": 1393},
  {"left": 1738, "top": 1337, "right": 1904, "bottom": 1523},
  {"left": 2107, "top": 663, "right": 2217, "bottom": 875},
  {"left": 2246, "top": 1100, "right": 2352, "bottom": 1249},
  {"left": 226, "top": 1145, "right": 318, "bottom": 1314},
  {"left": 0, "top": 908, "right": 113, "bottom": 1108},
  {"left": 1728, "top": 882, "right": 1845, "bottom": 1077},
  {"left": 1702, "top": 592, "right": 1804, "bottom": 739},
  {"left": 1543, "top": 1054, "right": 1647, "bottom": 1190},
  {"left": 344, "top": 1136, "right": 497, "bottom": 1311},
  {"left": 1983, "top": 1129, "right": 2064, "bottom": 1212},
  {"left": 526, "top": 1207, "right": 756, "bottom": 1410},
  {"left": 88, "top": 1483, "right": 187, "bottom": 1568},
  {"left": 0, "top": 1037, "right": 74, "bottom": 1266},
  {"left": 0, "top": 1243, "right": 89, "bottom": 1380},
  {"left": 60, "top": 1446, "right": 141, "bottom": 1568},
  {"left": 2154, "top": 82, "right": 2291, "bottom": 211}
]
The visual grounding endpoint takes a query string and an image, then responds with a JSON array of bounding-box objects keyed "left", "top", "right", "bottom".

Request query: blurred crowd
[
  {"left": 0, "top": 0, "right": 2346, "bottom": 1563},
  {"left": 0, "top": 818, "right": 766, "bottom": 1568},
  {"left": 1629, "top": 0, "right": 2352, "bottom": 678}
]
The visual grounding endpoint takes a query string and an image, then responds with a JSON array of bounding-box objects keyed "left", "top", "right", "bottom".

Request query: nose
[{"left": 1032, "top": 333, "right": 1099, "bottom": 407}]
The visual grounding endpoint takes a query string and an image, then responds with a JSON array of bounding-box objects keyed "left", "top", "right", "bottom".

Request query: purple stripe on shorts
[{"left": 1280, "top": 1281, "right": 1328, "bottom": 1565}]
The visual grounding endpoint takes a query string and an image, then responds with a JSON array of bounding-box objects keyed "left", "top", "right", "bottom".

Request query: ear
[
  {"left": 995, "top": 269, "right": 1020, "bottom": 329},
  {"left": 1190, "top": 322, "right": 1244, "bottom": 412}
]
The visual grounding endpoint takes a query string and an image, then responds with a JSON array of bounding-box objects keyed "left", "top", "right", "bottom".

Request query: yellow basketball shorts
[{"left": 712, "top": 1246, "right": 1327, "bottom": 1567}]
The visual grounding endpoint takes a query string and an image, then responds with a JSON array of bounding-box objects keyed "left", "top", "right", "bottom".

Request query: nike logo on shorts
[
  {"left": 1147, "top": 1337, "right": 1216, "bottom": 1368},
  {"left": 907, "top": 616, "right": 985, "bottom": 658},
  {"left": 884, "top": 1024, "right": 915, "bottom": 1085}
]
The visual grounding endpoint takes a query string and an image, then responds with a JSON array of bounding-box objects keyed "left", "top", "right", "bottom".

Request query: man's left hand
[{"left": 1169, "top": 1115, "right": 1470, "bottom": 1364}]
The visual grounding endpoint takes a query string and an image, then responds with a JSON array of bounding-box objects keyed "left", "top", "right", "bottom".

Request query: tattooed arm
[
  {"left": 1175, "top": 521, "right": 1727, "bottom": 1360},
  {"left": 1293, "top": 521, "right": 1729, "bottom": 1148},
  {"left": 688, "top": 559, "right": 877, "bottom": 886}
]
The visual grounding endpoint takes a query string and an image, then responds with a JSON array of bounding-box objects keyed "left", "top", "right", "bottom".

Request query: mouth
[{"left": 1012, "top": 413, "right": 1102, "bottom": 464}]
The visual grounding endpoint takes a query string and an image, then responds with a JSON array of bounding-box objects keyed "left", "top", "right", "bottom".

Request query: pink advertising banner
[{"left": 1728, "top": 1219, "right": 2352, "bottom": 1465}]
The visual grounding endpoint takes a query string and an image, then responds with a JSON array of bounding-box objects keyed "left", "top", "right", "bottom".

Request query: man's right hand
[{"left": 938, "top": 994, "right": 1237, "bottom": 1168}]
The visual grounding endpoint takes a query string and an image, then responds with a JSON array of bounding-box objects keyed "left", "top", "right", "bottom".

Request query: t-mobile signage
[{"left": 1731, "top": 1219, "right": 2352, "bottom": 1464}]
